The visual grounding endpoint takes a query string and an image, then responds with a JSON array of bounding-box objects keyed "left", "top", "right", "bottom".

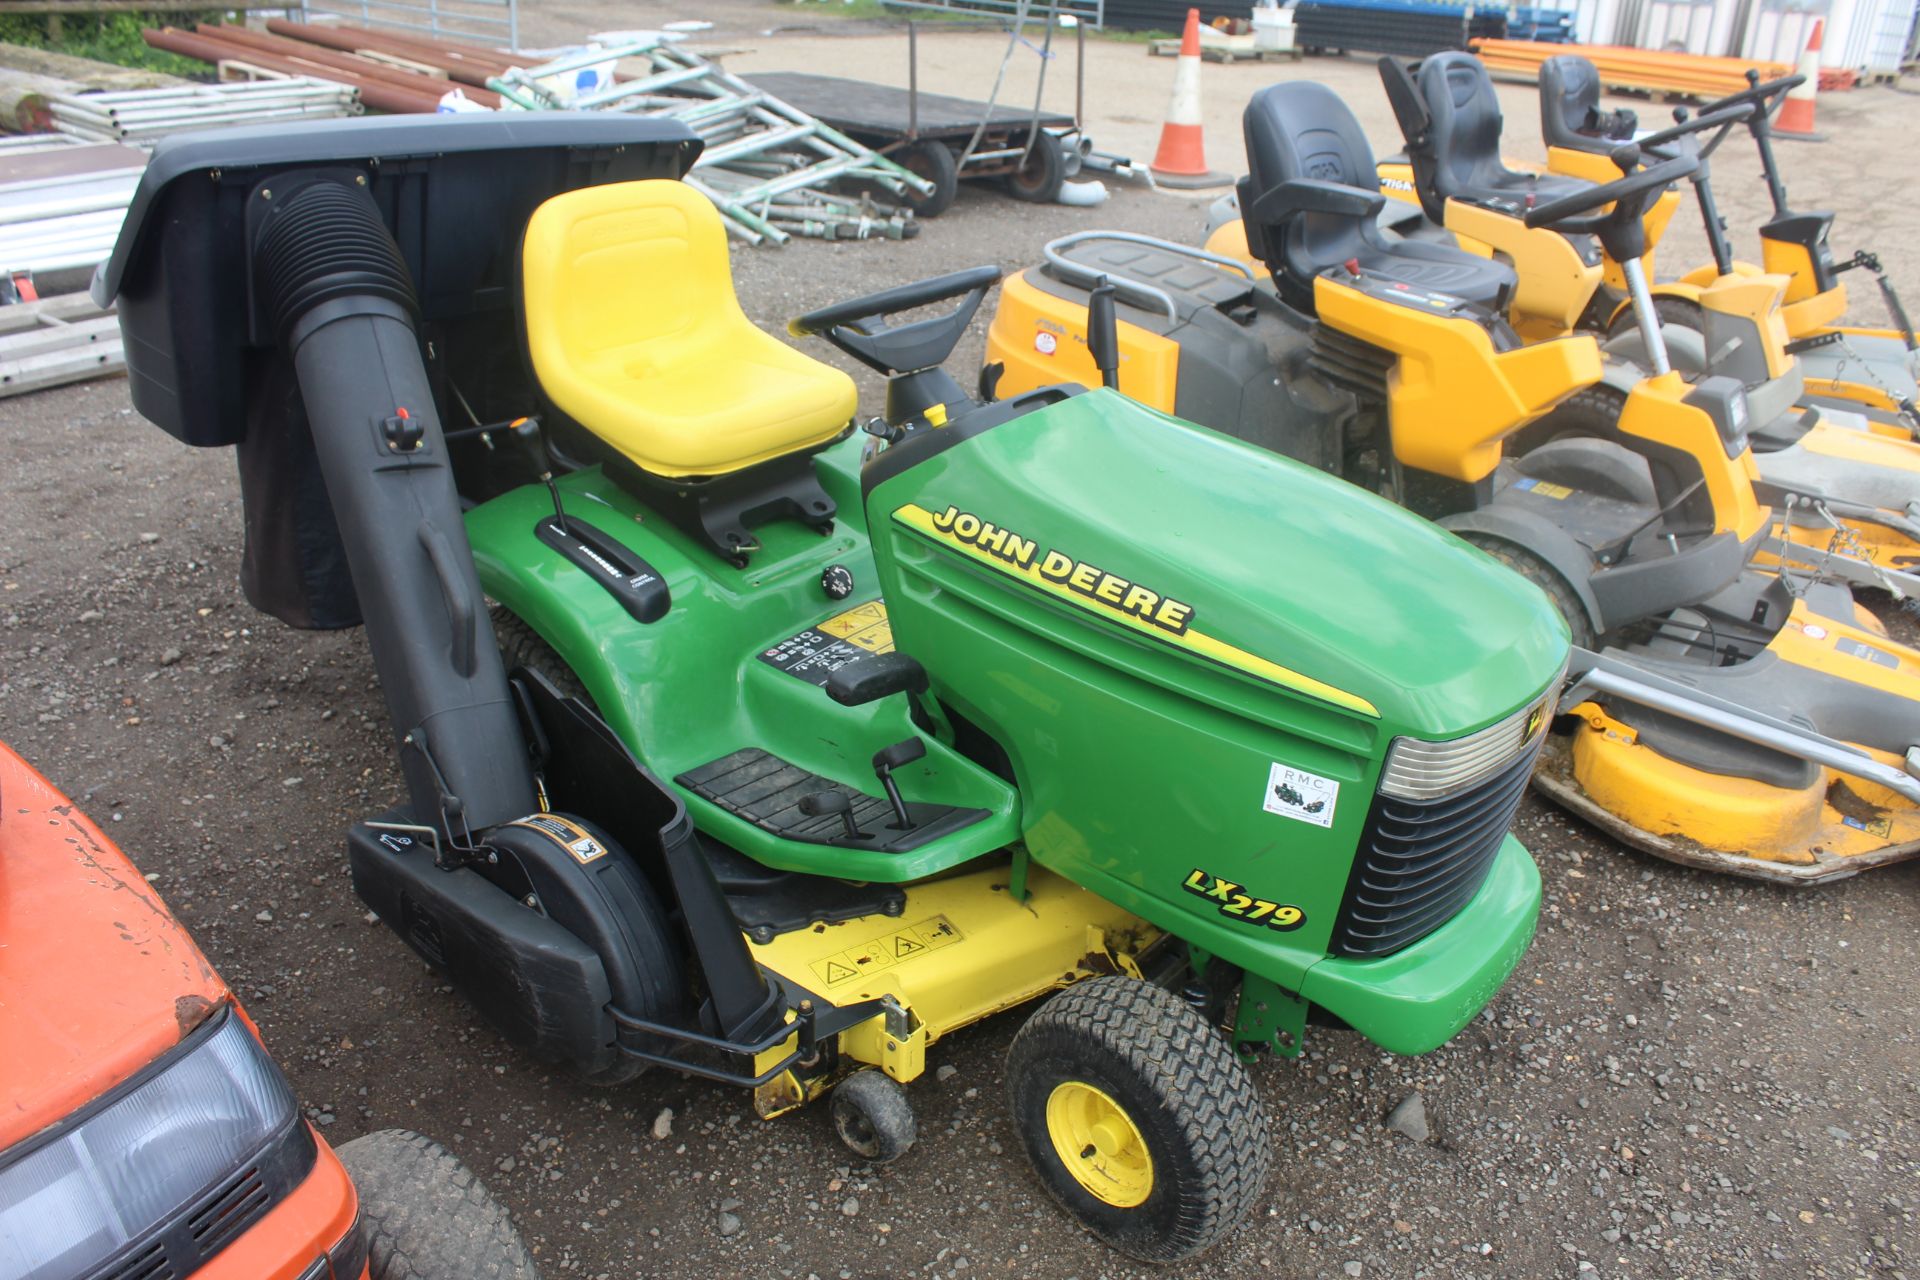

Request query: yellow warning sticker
[
  {"left": 810, "top": 914, "right": 962, "bottom": 989},
  {"left": 1527, "top": 480, "right": 1574, "bottom": 500},
  {"left": 758, "top": 601, "right": 895, "bottom": 687},
  {"left": 817, "top": 600, "right": 894, "bottom": 654}
]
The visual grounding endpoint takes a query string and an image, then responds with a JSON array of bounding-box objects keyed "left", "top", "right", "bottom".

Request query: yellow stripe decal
[{"left": 892, "top": 503, "right": 1378, "bottom": 717}]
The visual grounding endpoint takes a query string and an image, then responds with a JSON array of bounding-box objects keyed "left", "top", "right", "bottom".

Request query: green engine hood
[{"left": 870, "top": 389, "right": 1568, "bottom": 739}]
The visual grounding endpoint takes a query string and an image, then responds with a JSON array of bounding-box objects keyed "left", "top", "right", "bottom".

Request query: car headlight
[
  {"left": 0, "top": 1006, "right": 313, "bottom": 1280},
  {"left": 1379, "top": 681, "right": 1560, "bottom": 802}
]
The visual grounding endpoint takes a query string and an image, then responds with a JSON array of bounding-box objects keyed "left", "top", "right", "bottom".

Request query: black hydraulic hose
[
  {"left": 253, "top": 179, "right": 538, "bottom": 835},
  {"left": 1876, "top": 272, "right": 1919, "bottom": 352}
]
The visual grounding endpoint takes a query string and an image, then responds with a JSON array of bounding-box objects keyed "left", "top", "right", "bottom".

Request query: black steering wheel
[
  {"left": 789, "top": 264, "right": 1003, "bottom": 377},
  {"left": 1524, "top": 149, "right": 1697, "bottom": 265},
  {"left": 1699, "top": 69, "right": 1806, "bottom": 121},
  {"left": 1524, "top": 151, "right": 1697, "bottom": 234},
  {"left": 1634, "top": 101, "right": 1755, "bottom": 164}
]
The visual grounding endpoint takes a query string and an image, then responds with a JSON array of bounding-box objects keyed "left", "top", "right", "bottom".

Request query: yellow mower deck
[
  {"left": 747, "top": 863, "right": 1156, "bottom": 1116},
  {"left": 1539, "top": 595, "right": 1920, "bottom": 883},
  {"left": 1535, "top": 734, "right": 1920, "bottom": 884}
]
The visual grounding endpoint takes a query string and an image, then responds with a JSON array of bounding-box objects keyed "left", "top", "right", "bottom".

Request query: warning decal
[
  {"left": 809, "top": 914, "right": 962, "bottom": 990},
  {"left": 758, "top": 600, "right": 895, "bottom": 687},
  {"left": 508, "top": 813, "right": 607, "bottom": 864}
]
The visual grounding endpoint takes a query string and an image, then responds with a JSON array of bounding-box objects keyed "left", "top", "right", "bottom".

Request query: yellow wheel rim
[{"left": 1045, "top": 1081, "right": 1154, "bottom": 1208}]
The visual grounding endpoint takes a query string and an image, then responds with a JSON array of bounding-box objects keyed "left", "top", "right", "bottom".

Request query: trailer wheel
[
  {"left": 1005, "top": 977, "right": 1270, "bottom": 1263},
  {"left": 899, "top": 140, "right": 959, "bottom": 217},
  {"left": 1005, "top": 131, "right": 1067, "bottom": 204},
  {"left": 831, "top": 1068, "right": 917, "bottom": 1163},
  {"left": 1462, "top": 534, "right": 1596, "bottom": 649},
  {"left": 336, "top": 1130, "right": 539, "bottom": 1280}
]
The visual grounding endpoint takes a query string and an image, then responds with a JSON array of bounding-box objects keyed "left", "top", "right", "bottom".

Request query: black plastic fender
[
  {"left": 349, "top": 812, "right": 688, "bottom": 1083},
  {"left": 1515, "top": 436, "right": 1659, "bottom": 507},
  {"left": 1440, "top": 506, "right": 1606, "bottom": 635},
  {"left": 485, "top": 813, "right": 688, "bottom": 1077},
  {"left": 348, "top": 820, "right": 620, "bottom": 1076}
]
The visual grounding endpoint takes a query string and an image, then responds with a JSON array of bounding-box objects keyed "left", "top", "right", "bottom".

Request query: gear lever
[
  {"left": 510, "top": 416, "right": 571, "bottom": 538},
  {"left": 799, "top": 790, "right": 863, "bottom": 840}
]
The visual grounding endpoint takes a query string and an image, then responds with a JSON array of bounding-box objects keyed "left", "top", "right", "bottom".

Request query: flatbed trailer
[{"left": 742, "top": 22, "right": 1137, "bottom": 215}]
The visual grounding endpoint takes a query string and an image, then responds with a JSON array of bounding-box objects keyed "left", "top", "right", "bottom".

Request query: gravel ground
[{"left": 5, "top": 8, "right": 1920, "bottom": 1278}]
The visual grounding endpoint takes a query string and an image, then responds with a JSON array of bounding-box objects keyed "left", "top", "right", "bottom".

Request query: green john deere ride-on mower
[{"left": 100, "top": 114, "right": 1568, "bottom": 1261}]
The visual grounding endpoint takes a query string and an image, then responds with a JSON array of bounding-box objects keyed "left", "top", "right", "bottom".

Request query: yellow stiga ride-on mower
[
  {"left": 1539, "top": 56, "right": 1920, "bottom": 433},
  {"left": 1201, "top": 58, "right": 1917, "bottom": 589},
  {"left": 1372, "top": 50, "right": 1920, "bottom": 589},
  {"left": 985, "top": 81, "right": 1920, "bottom": 882},
  {"left": 1534, "top": 57, "right": 1920, "bottom": 581},
  {"left": 1369, "top": 50, "right": 1678, "bottom": 334},
  {"left": 100, "top": 113, "right": 1570, "bottom": 1263}
]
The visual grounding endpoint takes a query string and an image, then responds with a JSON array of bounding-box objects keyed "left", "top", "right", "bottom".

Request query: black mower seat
[
  {"left": 1411, "top": 52, "right": 1590, "bottom": 218},
  {"left": 1238, "top": 80, "right": 1516, "bottom": 315},
  {"left": 1539, "top": 54, "right": 1638, "bottom": 153}
]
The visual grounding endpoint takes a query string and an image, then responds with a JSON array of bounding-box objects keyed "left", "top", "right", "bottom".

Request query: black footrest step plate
[{"left": 677, "top": 748, "right": 989, "bottom": 854}]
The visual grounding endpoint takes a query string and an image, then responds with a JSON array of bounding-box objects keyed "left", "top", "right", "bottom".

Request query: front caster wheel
[
  {"left": 1006, "top": 976, "right": 1271, "bottom": 1263},
  {"left": 831, "top": 1068, "right": 917, "bottom": 1163}
]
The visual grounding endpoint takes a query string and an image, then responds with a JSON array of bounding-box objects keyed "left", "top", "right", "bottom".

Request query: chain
[
  {"left": 1779, "top": 494, "right": 1910, "bottom": 602},
  {"left": 1773, "top": 494, "right": 1815, "bottom": 598},
  {"left": 1824, "top": 334, "right": 1920, "bottom": 433}
]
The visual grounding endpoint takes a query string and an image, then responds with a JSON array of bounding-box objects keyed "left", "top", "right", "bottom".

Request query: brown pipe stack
[
  {"left": 263, "top": 19, "right": 519, "bottom": 89},
  {"left": 142, "top": 26, "right": 449, "bottom": 114},
  {"left": 196, "top": 24, "right": 503, "bottom": 107}
]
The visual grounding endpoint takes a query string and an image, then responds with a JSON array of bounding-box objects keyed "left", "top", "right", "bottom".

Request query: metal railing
[
  {"left": 488, "top": 40, "right": 933, "bottom": 245},
  {"left": 876, "top": 0, "right": 1104, "bottom": 28},
  {"left": 297, "top": 0, "right": 518, "bottom": 51}
]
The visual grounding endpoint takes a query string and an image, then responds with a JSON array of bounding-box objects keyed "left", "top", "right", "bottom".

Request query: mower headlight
[
  {"left": 1379, "top": 683, "right": 1559, "bottom": 801},
  {"left": 0, "top": 1007, "right": 302, "bottom": 1280}
]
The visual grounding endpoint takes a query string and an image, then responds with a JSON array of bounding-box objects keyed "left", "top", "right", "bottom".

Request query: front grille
[
  {"left": 86, "top": 1121, "right": 315, "bottom": 1280},
  {"left": 189, "top": 1167, "right": 270, "bottom": 1257},
  {"left": 101, "top": 1244, "right": 172, "bottom": 1280},
  {"left": 1329, "top": 729, "right": 1545, "bottom": 958}
]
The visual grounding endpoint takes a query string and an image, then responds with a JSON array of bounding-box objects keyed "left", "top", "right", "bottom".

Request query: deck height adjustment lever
[{"left": 872, "top": 737, "right": 927, "bottom": 831}]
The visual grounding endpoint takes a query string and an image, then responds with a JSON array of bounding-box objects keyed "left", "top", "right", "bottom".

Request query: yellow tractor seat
[{"left": 521, "top": 179, "right": 857, "bottom": 480}]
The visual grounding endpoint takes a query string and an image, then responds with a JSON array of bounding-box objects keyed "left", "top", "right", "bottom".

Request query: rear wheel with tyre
[
  {"left": 897, "top": 140, "right": 959, "bottom": 218},
  {"left": 1462, "top": 534, "right": 1596, "bottom": 648},
  {"left": 1605, "top": 296, "right": 1714, "bottom": 378},
  {"left": 1005, "top": 976, "right": 1271, "bottom": 1263},
  {"left": 495, "top": 610, "right": 590, "bottom": 704},
  {"left": 1005, "top": 130, "right": 1067, "bottom": 204},
  {"left": 1508, "top": 383, "right": 1630, "bottom": 458},
  {"left": 490, "top": 610, "right": 687, "bottom": 1087},
  {"left": 337, "top": 1130, "right": 539, "bottom": 1280}
]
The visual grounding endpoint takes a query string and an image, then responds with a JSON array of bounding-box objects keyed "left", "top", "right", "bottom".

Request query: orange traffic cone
[
  {"left": 1775, "top": 18, "right": 1825, "bottom": 141},
  {"left": 1150, "top": 8, "right": 1231, "bottom": 188}
]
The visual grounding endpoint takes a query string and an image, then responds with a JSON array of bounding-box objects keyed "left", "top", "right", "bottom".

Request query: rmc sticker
[{"left": 1263, "top": 763, "right": 1338, "bottom": 828}]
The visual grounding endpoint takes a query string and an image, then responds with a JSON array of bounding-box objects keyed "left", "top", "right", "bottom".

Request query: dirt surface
[{"left": 6, "top": 7, "right": 1920, "bottom": 1279}]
